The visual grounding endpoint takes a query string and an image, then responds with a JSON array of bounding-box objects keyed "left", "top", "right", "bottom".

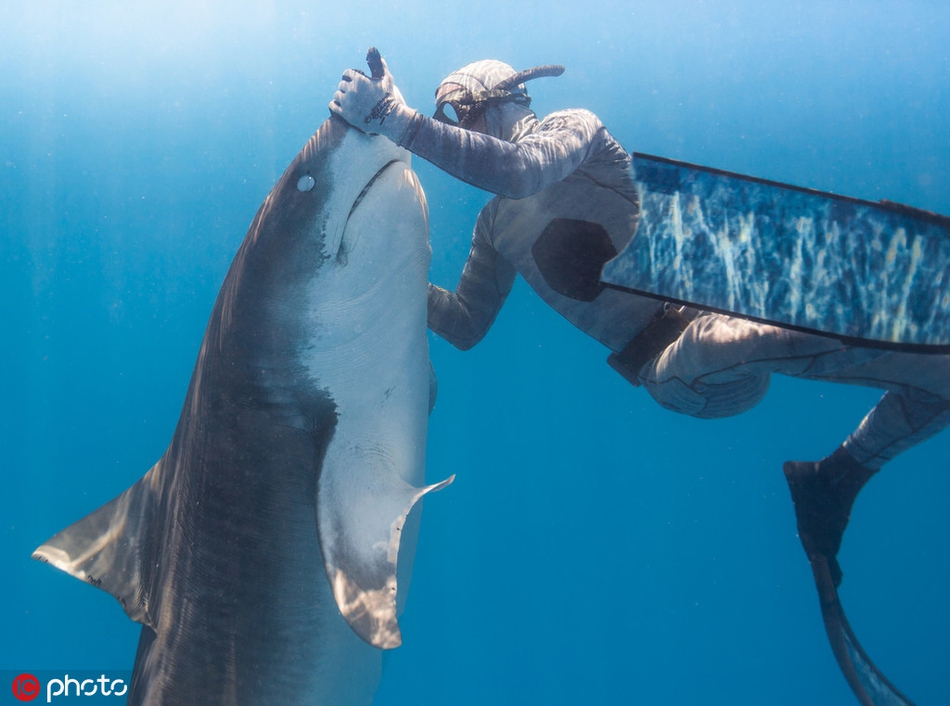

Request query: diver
[{"left": 330, "top": 50, "right": 950, "bottom": 590}]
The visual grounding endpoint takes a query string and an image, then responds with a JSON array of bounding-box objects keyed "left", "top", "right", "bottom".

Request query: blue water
[{"left": 3, "top": 1, "right": 949, "bottom": 704}]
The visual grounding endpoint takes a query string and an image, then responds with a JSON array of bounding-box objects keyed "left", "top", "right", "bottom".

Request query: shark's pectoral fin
[
  {"left": 810, "top": 555, "right": 916, "bottom": 706},
  {"left": 318, "top": 472, "right": 454, "bottom": 650},
  {"left": 32, "top": 468, "right": 157, "bottom": 629}
]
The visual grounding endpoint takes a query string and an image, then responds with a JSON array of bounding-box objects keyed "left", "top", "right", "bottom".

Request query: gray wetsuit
[{"left": 399, "top": 107, "right": 950, "bottom": 471}]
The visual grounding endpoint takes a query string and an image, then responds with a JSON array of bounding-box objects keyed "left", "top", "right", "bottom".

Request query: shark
[{"left": 33, "top": 53, "right": 450, "bottom": 705}]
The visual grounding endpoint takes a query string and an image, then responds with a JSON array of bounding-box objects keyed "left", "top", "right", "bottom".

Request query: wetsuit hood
[{"left": 433, "top": 60, "right": 564, "bottom": 132}]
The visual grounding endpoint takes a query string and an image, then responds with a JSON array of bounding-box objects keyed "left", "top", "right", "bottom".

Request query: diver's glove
[{"left": 330, "top": 48, "right": 417, "bottom": 143}]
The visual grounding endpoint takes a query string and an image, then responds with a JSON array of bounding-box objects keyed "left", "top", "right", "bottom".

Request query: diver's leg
[
  {"left": 843, "top": 388, "right": 950, "bottom": 470},
  {"left": 640, "top": 312, "right": 950, "bottom": 585},
  {"left": 785, "top": 389, "right": 950, "bottom": 586},
  {"left": 640, "top": 314, "right": 851, "bottom": 419}
]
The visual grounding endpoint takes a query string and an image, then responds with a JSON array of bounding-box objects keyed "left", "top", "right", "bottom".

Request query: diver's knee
[
  {"left": 642, "top": 377, "right": 709, "bottom": 417},
  {"left": 694, "top": 375, "right": 770, "bottom": 418},
  {"left": 643, "top": 372, "right": 770, "bottom": 419}
]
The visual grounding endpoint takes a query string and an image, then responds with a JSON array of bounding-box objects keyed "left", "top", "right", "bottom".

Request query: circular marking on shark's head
[{"left": 297, "top": 174, "right": 315, "bottom": 192}]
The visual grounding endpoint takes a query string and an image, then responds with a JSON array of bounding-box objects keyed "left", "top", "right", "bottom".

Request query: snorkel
[{"left": 493, "top": 64, "right": 566, "bottom": 92}]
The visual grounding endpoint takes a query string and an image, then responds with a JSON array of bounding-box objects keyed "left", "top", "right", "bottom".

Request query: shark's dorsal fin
[
  {"left": 32, "top": 468, "right": 158, "bottom": 629},
  {"left": 318, "top": 472, "right": 453, "bottom": 649}
]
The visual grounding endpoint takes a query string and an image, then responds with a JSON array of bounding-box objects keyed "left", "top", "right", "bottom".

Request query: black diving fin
[
  {"left": 809, "top": 554, "right": 916, "bottom": 706},
  {"left": 784, "top": 455, "right": 915, "bottom": 704}
]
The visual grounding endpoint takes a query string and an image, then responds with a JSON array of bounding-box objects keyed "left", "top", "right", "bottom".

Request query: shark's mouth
[{"left": 334, "top": 159, "right": 405, "bottom": 265}]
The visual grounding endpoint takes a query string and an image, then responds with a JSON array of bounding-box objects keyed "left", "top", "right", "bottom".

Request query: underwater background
[{"left": 2, "top": 1, "right": 949, "bottom": 704}]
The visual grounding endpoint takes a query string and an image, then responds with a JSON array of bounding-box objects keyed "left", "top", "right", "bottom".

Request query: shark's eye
[{"left": 297, "top": 174, "right": 315, "bottom": 192}]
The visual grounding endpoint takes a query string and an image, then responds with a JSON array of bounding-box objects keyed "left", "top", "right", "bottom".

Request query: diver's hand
[{"left": 330, "top": 48, "right": 408, "bottom": 135}]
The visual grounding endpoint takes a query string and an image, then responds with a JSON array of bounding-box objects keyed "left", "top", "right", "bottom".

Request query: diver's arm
[
  {"left": 389, "top": 109, "right": 599, "bottom": 198},
  {"left": 329, "top": 62, "right": 599, "bottom": 198},
  {"left": 428, "top": 204, "right": 517, "bottom": 350}
]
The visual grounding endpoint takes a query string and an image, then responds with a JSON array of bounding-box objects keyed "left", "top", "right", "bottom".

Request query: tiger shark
[{"left": 33, "top": 58, "right": 450, "bottom": 704}]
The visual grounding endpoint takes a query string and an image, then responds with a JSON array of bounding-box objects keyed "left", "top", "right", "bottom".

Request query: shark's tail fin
[{"left": 32, "top": 469, "right": 158, "bottom": 629}]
